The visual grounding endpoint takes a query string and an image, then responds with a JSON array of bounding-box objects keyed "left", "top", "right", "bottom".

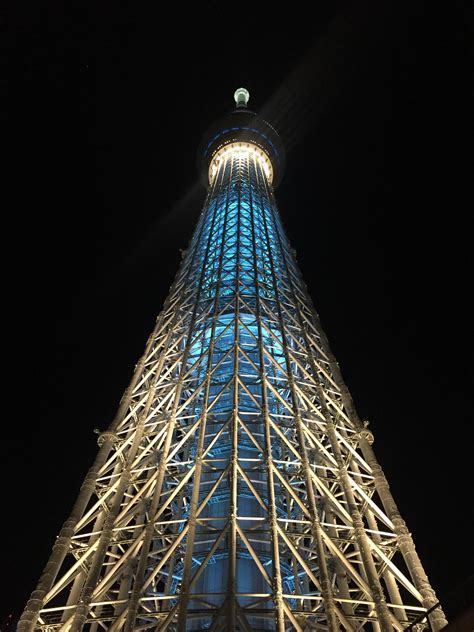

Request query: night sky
[{"left": 4, "top": 1, "right": 473, "bottom": 622}]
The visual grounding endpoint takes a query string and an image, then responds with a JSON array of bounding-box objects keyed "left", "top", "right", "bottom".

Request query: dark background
[{"left": 3, "top": 0, "right": 473, "bottom": 622}]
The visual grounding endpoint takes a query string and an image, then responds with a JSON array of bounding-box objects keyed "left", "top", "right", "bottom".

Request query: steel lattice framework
[{"left": 20, "top": 91, "right": 447, "bottom": 632}]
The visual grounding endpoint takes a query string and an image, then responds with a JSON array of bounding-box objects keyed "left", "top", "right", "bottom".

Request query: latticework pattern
[{"left": 20, "top": 144, "right": 446, "bottom": 631}]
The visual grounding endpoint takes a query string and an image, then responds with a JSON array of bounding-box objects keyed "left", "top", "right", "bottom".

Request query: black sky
[{"left": 4, "top": 0, "right": 473, "bottom": 621}]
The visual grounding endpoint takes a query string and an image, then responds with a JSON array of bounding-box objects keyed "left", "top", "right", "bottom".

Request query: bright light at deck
[{"left": 209, "top": 142, "right": 273, "bottom": 185}]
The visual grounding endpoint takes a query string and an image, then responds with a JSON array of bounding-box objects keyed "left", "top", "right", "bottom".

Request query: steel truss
[{"left": 20, "top": 145, "right": 447, "bottom": 631}]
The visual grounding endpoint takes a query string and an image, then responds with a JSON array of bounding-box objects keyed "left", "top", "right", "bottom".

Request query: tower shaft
[{"left": 20, "top": 97, "right": 447, "bottom": 632}]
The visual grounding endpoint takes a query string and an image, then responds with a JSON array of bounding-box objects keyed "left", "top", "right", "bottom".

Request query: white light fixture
[{"left": 209, "top": 142, "right": 273, "bottom": 184}]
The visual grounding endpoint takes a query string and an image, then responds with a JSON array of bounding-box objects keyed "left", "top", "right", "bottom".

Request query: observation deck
[{"left": 198, "top": 88, "right": 285, "bottom": 188}]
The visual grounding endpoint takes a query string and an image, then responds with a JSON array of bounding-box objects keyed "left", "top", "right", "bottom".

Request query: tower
[{"left": 20, "top": 89, "right": 447, "bottom": 631}]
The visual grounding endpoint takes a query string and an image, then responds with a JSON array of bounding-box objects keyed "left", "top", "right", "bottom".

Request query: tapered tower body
[{"left": 20, "top": 91, "right": 447, "bottom": 631}]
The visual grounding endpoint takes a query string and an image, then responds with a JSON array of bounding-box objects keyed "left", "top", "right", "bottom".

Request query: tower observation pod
[{"left": 20, "top": 90, "right": 447, "bottom": 631}]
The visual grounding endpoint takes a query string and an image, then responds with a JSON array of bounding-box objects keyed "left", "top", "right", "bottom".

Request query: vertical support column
[
  {"left": 124, "top": 164, "right": 230, "bottom": 632},
  {"left": 72, "top": 300, "right": 198, "bottom": 630},
  {"left": 309, "top": 308, "right": 448, "bottom": 631},
  {"left": 325, "top": 505, "right": 354, "bottom": 618},
  {"left": 248, "top": 153, "right": 286, "bottom": 632},
  {"left": 18, "top": 443, "right": 112, "bottom": 632},
  {"left": 18, "top": 321, "right": 162, "bottom": 632},
  {"left": 227, "top": 151, "right": 241, "bottom": 631},
  {"left": 176, "top": 156, "right": 235, "bottom": 631},
  {"left": 18, "top": 176, "right": 217, "bottom": 632},
  {"left": 365, "top": 508, "right": 406, "bottom": 623},
  {"left": 262, "top": 175, "right": 400, "bottom": 631},
  {"left": 360, "top": 439, "right": 448, "bottom": 631},
  {"left": 255, "top": 163, "right": 340, "bottom": 631}
]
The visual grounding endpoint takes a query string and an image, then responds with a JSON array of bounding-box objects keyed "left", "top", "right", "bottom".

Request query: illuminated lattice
[{"left": 20, "top": 92, "right": 447, "bottom": 632}]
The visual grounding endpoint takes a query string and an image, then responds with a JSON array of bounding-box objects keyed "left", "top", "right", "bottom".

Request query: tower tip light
[{"left": 234, "top": 87, "right": 250, "bottom": 108}]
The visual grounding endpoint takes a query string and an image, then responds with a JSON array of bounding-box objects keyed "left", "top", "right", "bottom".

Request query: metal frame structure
[{"left": 20, "top": 92, "right": 447, "bottom": 631}]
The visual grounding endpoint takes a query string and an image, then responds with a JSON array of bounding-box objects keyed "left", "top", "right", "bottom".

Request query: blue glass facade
[{"left": 175, "top": 149, "right": 291, "bottom": 627}]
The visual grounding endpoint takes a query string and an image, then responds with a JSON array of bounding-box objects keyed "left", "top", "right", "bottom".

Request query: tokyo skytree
[{"left": 19, "top": 88, "right": 447, "bottom": 631}]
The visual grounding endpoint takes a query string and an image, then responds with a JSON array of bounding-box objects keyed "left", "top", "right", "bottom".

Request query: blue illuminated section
[{"left": 167, "top": 149, "right": 295, "bottom": 628}]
